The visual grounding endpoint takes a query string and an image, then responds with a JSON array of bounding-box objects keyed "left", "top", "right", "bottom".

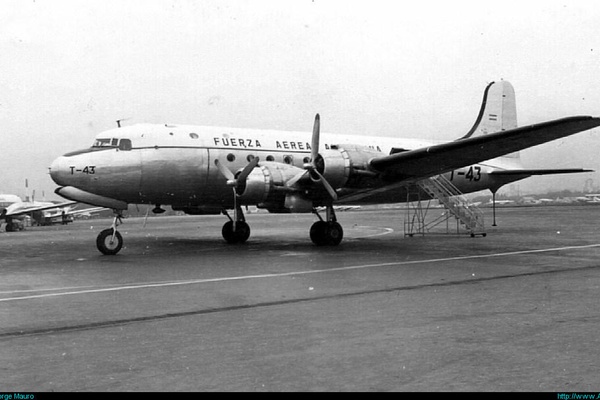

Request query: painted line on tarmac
[
  {"left": 348, "top": 226, "right": 394, "bottom": 238},
  {"left": 1, "top": 243, "right": 600, "bottom": 303}
]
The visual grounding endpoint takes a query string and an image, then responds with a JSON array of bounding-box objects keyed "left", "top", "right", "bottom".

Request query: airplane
[
  {"left": 1, "top": 198, "right": 74, "bottom": 231},
  {"left": 48, "top": 80, "right": 600, "bottom": 255},
  {"left": 485, "top": 199, "right": 515, "bottom": 206},
  {"left": 0, "top": 194, "right": 23, "bottom": 209},
  {"left": 576, "top": 194, "right": 600, "bottom": 203},
  {"left": 0, "top": 186, "right": 108, "bottom": 231}
]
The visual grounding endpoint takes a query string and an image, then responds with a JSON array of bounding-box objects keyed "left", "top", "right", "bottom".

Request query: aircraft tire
[
  {"left": 222, "top": 221, "right": 251, "bottom": 244},
  {"left": 310, "top": 221, "right": 328, "bottom": 246},
  {"left": 96, "top": 228, "right": 123, "bottom": 255},
  {"left": 326, "top": 222, "right": 344, "bottom": 246},
  {"left": 310, "top": 221, "right": 343, "bottom": 246}
]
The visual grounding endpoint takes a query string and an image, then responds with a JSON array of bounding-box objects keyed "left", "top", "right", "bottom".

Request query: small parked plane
[
  {"left": 49, "top": 80, "right": 600, "bottom": 254},
  {"left": 0, "top": 187, "right": 107, "bottom": 231},
  {"left": 0, "top": 197, "right": 75, "bottom": 231}
]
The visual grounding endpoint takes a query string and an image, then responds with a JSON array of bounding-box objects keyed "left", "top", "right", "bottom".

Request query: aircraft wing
[
  {"left": 368, "top": 116, "right": 600, "bottom": 181},
  {"left": 65, "top": 206, "right": 109, "bottom": 216},
  {"left": 4, "top": 201, "right": 77, "bottom": 217}
]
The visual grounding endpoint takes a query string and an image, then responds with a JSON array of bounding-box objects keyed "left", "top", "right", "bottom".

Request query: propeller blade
[
  {"left": 314, "top": 170, "right": 338, "bottom": 200},
  {"left": 232, "top": 188, "right": 238, "bottom": 230},
  {"left": 215, "top": 159, "right": 235, "bottom": 181},
  {"left": 311, "top": 113, "right": 320, "bottom": 166},
  {"left": 286, "top": 170, "right": 308, "bottom": 187},
  {"left": 307, "top": 114, "right": 337, "bottom": 200},
  {"left": 237, "top": 156, "right": 260, "bottom": 183}
]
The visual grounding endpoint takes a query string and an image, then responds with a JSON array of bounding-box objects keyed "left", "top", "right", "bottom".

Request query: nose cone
[{"left": 49, "top": 156, "right": 69, "bottom": 186}]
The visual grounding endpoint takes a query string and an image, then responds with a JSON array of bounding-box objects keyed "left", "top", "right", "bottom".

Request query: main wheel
[
  {"left": 310, "top": 221, "right": 328, "bottom": 246},
  {"left": 222, "top": 221, "right": 251, "bottom": 244},
  {"left": 5, "top": 222, "right": 15, "bottom": 232},
  {"left": 96, "top": 228, "right": 123, "bottom": 255},
  {"left": 325, "top": 221, "right": 344, "bottom": 246},
  {"left": 310, "top": 221, "right": 343, "bottom": 246}
]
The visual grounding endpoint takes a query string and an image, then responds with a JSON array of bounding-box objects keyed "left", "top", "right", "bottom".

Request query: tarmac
[{"left": 1, "top": 205, "right": 600, "bottom": 391}]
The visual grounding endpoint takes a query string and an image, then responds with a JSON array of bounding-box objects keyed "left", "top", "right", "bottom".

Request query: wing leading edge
[
  {"left": 369, "top": 116, "right": 600, "bottom": 182},
  {"left": 3, "top": 201, "right": 77, "bottom": 217}
]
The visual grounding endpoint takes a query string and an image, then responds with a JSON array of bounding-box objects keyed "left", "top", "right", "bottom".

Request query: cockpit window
[
  {"left": 118, "top": 139, "right": 132, "bottom": 151},
  {"left": 93, "top": 138, "right": 113, "bottom": 147},
  {"left": 92, "top": 138, "right": 132, "bottom": 151}
]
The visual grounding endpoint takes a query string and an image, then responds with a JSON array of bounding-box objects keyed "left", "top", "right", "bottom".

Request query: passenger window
[
  {"left": 266, "top": 155, "right": 274, "bottom": 162},
  {"left": 118, "top": 139, "right": 132, "bottom": 151},
  {"left": 283, "top": 155, "right": 293, "bottom": 164}
]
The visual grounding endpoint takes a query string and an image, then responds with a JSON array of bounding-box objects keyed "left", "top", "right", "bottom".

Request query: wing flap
[{"left": 369, "top": 116, "right": 600, "bottom": 181}]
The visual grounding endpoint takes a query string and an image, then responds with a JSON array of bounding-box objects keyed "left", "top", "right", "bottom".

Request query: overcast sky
[{"left": 2, "top": 0, "right": 600, "bottom": 200}]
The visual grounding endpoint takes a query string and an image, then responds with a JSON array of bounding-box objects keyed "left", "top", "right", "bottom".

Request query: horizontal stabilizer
[{"left": 489, "top": 168, "right": 593, "bottom": 176}]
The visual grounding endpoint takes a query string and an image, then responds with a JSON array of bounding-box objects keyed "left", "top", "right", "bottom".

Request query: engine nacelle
[
  {"left": 236, "top": 162, "right": 304, "bottom": 205},
  {"left": 318, "top": 149, "right": 351, "bottom": 189},
  {"left": 318, "top": 144, "right": 383, "bottom": 188}
]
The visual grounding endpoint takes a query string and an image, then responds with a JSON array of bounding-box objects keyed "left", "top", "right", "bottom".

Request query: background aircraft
[
  {"left": 49, "top": 81, "right": 600, "bottom": 254},
  {"left": 0, "top": 183, "right": 108, "bottom": 232}
]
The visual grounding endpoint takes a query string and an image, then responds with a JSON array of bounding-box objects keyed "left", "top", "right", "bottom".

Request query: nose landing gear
[{"left": 96, "top": 213, "right": 124, "bottom": 255}]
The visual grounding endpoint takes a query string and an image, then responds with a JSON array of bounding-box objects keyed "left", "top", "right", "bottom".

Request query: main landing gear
[
  {"left": 221, "top": 206, "right": 250, "bottom": 244},
  {"left": 96, "top": 213, "right": 124, "bottom": 255},
  {"left": 220, "top": 204, "right": 343, "bottom": 246},
  {"left": 310, "top": 205, "right": 343, "bottom": 246}
]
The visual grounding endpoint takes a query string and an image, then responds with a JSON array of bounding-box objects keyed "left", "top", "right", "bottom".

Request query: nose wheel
[{"left": 96, "top": 213, "right": 124, "bottom": 255}]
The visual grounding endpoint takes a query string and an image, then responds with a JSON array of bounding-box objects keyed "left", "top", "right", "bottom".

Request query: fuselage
[{"left": 49, "top": 123, "right": 524, "bottom": 211}]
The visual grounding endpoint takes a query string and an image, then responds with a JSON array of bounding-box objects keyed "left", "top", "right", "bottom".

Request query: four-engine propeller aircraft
[{"left": 49, "top": 81, "right": 600, "bottom": 254}]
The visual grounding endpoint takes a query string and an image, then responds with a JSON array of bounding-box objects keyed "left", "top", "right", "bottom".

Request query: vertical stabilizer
[{"left": 462, "top": 80, "right": 518, "bottom": 139}]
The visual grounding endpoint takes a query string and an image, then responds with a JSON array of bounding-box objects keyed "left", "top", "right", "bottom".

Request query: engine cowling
[
  {"left": 317, "top": 144, "right": 383, "bottom": 188},
  {"left": 236, "top": 162, "right": 303, "bottom": 205},
  {"left": 232, "top": 144, "right": 384, "bottom": 211}
]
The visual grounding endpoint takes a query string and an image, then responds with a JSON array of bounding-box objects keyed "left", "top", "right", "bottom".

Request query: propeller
[
  {"left": 215, "top": 156, "right": 260, "bottom": 195},
  {"left": 302, "top": 114, "right": 338, "bottom": 200},
  {"left": 215, "top": 156, "right": 260, "bottom": 230}
]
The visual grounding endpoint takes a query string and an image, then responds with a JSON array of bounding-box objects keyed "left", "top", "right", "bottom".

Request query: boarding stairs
[{"left": 404, "top": 174, "right": 486, "bottom": 237}]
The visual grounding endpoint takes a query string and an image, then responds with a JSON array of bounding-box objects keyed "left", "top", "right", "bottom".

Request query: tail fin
[{"left": 462, "top": 80, "right": 518, "bottom": 139}]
